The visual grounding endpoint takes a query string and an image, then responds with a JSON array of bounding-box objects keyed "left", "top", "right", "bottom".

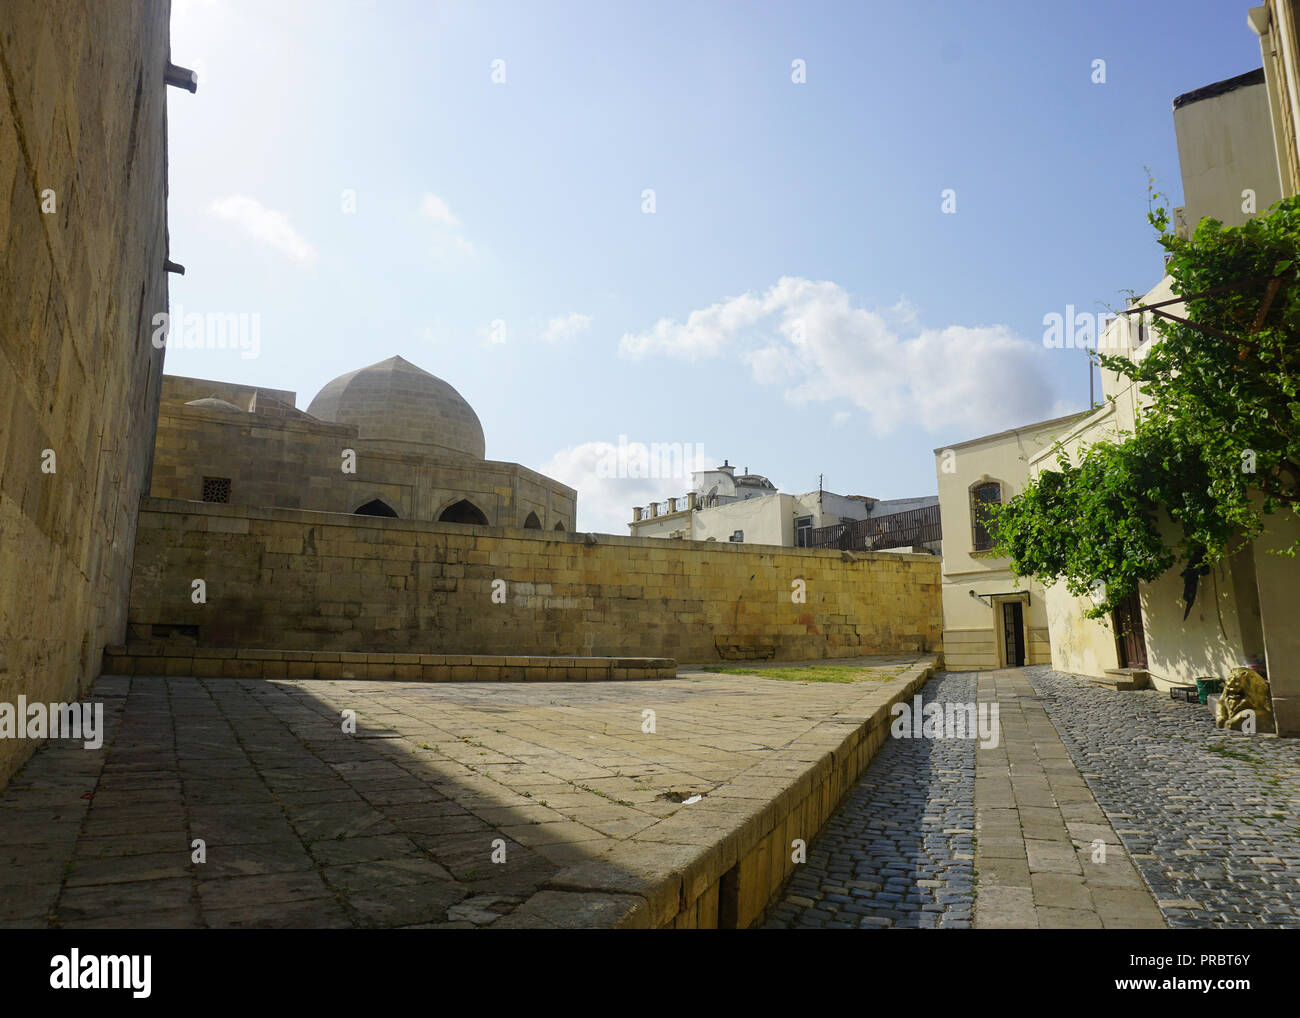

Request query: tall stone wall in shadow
[{"left": 0, "top": 2, "right": 172, "bottom": 786}]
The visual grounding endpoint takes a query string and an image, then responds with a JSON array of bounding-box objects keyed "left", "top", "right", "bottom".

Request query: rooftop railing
[{"left": 804, "top": 504, "right": 941, "bottom": 551}]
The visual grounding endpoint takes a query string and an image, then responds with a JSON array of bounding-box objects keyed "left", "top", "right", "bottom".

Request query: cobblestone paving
[
  {"left": 1025, "top": 667, "right": 1300, "bottom": 929},
  {"left": 762, "top": 672, "right": 976, "bottom": 929}
]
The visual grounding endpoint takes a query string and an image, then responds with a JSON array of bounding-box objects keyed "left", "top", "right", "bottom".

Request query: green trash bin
[{"left": 1195, "top": 677, "right": 1224, "bottom": 704}]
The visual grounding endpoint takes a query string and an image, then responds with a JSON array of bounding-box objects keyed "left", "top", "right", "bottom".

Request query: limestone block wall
[
  {"left": 127, "top": 499, "right": 942, "bottom": 663},
  {"left": 149, "top": 403, "right": 577, "bottom": 529},
  {"left": 0, "top": 2, "right": 172, "bottom": 785}
]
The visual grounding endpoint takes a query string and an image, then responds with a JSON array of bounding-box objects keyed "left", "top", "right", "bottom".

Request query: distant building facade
[
  {"left": 933, "top": 413, "right": 1090, "bottom": 671},
  {"left": 630, "top": 461, "right": 938, "bottom": 551}
]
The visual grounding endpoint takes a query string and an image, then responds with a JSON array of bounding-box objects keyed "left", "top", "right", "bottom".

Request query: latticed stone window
[
  {"left": 970, "top": 481, "right": 1001, "bottom": 552},
  {"left": 202, "top": 477, "right": 231, "bottom": 503}
]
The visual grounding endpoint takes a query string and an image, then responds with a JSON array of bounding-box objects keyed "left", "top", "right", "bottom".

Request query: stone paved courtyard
[
  {"left": 4, "top": 660, "right": 1298, "bottom": 929},
  {"left": 0, "top": 657, "right": 920, "bottom": 928}
]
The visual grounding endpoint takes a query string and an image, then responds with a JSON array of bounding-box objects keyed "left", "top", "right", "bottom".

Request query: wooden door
[{"left": 1112, "top": 593, "right": 1148, "bottom": 668}]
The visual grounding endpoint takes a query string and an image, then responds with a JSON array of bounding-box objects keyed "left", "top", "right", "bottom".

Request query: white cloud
[
  {"left": 419, "top": 192, "right": 460, "bottom": 227},
  {"left": 620, "top": 276, "right": 1057, "bottom": 437},
  {"left": 541, "top": 440, "right": 704, "bottom": 535},
  {"left": 542, "top": 312, "right": 592, "bottom": 344},
  {"left": 209, "top": 195, "right": 318, "bottom": 267},
  {"left": 419, "top": 192, "right": 475, "bottom": 261},
  {"left": 619, "top": 292, "right": 766, "bottom": 361},
  {"left": 479, "top": 318, "right": 508, "bottom": 347}
]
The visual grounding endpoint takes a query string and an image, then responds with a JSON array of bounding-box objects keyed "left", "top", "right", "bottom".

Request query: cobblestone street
[
  {"left": 763, "top": 673, "right": 977, "bottom": 928},
  {"left": 1026, "top": 666, "right": 1300, "bottom": 929},
  {"left": 765, "top": 667, "right": 1300, "bottom": 930}
]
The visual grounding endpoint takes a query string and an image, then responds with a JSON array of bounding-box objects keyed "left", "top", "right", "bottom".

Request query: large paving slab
[
  {"left": 973, "top": 668, "right": 1166, "bottom": 929},
  {"left": 0, "top": 655, "right": 931, "bottom": 928}
]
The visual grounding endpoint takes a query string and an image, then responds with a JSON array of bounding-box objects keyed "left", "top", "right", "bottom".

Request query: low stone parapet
[{"left": 102, "top": 646, "right": 675, "bottom": 682}]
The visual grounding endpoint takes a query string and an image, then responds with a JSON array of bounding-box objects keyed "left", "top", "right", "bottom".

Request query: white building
[
  {"left": 935, "top": 16, "right": 1300, "bottom": 735},
  {"left": 630, "top": 461, "right": 938, "bottom": 551}
]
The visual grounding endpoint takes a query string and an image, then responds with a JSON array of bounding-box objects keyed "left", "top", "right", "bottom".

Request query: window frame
[{"left": 969, "top": 480, "right": 1003, "bottom": 553}]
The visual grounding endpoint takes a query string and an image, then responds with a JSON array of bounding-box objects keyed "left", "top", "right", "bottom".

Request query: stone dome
[{"left": 306, "top": 355, "right": 485, "bottom": 459}]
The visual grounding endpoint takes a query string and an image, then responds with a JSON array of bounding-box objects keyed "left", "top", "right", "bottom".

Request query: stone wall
[
  {"left": 0, "top": 2, "right": 172, "bottom": 786},
  {"left": 127, "top": 498, "right": 943, "bottom": 663}
]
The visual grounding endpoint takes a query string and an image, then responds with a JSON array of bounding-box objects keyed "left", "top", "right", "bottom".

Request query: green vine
[{"left": 992, "top": 190, "right": 1300, "bottom": 619}]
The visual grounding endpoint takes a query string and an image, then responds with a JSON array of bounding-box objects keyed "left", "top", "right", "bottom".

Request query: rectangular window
[
  {"left": 795, "top": 515, "right": 813, "bottom": 547},
  {"left": 729, "top": 530, "right": 744, "bottom": 543},
  {"left": 970, "top": 482, "right": 1001, "bottom": 552},
  {"left": 202, "top": 477, "right": 231, "bottom": 504}
]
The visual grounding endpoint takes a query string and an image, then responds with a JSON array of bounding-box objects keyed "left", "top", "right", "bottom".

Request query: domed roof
[
  {"left": 306, "top": 355, "right": 485, "bottom": 459},
  {"left": 186, "top": 396, "right": 244, "bottom": 413}
]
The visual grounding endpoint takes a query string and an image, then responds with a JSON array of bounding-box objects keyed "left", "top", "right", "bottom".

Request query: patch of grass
[
  {"left": 1206, "top": 743, "right": 1258, "bottom": 763},
  {"left": 701, "top": 664, "right": 905, "bottom": 684}
]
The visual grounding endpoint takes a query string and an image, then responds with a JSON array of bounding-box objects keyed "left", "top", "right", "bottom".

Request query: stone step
[
  {"left": 1092, "top": 668, "right": 1150, "bottom": 691},
  {"left": 102, "top": 645, "right": 676, "bottom": 682}
]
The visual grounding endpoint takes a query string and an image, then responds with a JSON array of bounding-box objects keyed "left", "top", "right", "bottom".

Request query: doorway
[
  {"left": 1001, "top": 601, "right": 1025, "bottom": 667},
  {"left": 1112, "top": 593, "right": 1148, "bottom": 669}
]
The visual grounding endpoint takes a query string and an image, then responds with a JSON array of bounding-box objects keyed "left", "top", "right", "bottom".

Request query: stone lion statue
[{"left": 1214, "top": 667, "right": 1274, "bottom": 733}]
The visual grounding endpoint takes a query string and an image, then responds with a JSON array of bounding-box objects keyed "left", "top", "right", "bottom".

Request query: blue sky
[{"left": 165, "top": 0, "right": 1265, "bottom": 532}]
